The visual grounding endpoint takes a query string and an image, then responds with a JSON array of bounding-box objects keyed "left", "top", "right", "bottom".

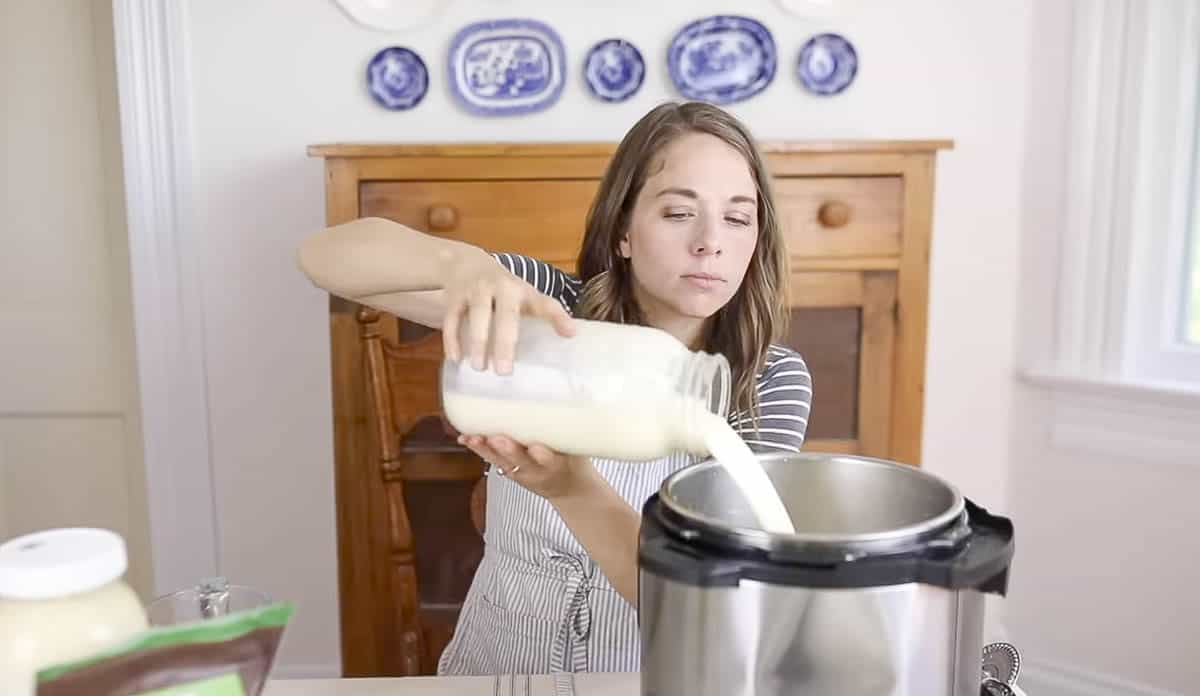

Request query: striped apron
[{"left": 437, "top": 453, "right": 696, "bottom": 676}]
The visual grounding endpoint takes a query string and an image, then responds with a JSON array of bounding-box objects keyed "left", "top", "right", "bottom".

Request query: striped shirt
[{"left": 436, "top": 253, "right": 813, "bottom": 677}]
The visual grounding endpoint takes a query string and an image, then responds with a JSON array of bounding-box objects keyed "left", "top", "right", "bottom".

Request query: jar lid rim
[{"left": 0, "top": 528, "right": 128, "bottom": 600}]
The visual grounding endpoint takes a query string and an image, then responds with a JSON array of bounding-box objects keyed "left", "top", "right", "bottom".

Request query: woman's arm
[
  {"left": 731, "top": 347, "right": 813, "bottom": 453},
  {"left": 297, "top": 216, "right": 573, "bottom": 370},
  {"left": 296, "top": 216, "right": 491, "bottom": 328}
]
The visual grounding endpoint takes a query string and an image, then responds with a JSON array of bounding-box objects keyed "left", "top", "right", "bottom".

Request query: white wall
[
  {"left": 183, "top": 0, "right": 1033, "bottom": 675},
  {"left": 0, "top": 0, "right": 151, "bottom": 598}
]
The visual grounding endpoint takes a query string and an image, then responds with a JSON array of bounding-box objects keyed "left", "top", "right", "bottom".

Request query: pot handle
[{"left": 919, "top": 498, "right": 1014, "bottom": 595}]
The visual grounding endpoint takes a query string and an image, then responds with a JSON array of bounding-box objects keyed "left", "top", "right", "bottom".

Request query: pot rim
[{"left": 657, "top": 452, "right": 968, "bottom": 558}]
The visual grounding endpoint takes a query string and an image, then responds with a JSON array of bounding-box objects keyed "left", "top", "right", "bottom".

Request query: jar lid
[{"left": 0, "top": 528, "right": 129, "bottom": 600}]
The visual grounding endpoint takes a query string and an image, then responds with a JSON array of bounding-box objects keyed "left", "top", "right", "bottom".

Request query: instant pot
[{"left": 638, "top": 453, "right": 1016, "bottom": 696}]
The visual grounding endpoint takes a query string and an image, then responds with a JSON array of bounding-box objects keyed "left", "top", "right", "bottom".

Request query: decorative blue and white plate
[
  {"left": 797, "top": 33, "right": 858, "bottom": 96},
  {"left": 366, "top": 46, "right": 428, "bottom": 110},
  {"left": 667, "top": 15, "right": 776, "bottom": 104},
  {"left": 448, "top": 18, "right": 566, "bottom": 116},
  {"left": 583, "top": 39, "right": 645, "bottom": 103}
]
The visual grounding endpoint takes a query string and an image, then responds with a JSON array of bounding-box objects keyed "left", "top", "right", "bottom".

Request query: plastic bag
[{"left": 35, "top": 602, "right": 293, "bottom": 696}]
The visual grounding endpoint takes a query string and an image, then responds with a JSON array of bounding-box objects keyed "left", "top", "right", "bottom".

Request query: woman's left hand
[{"left": 458, "top": 434, "right": 599, "bottom": 502}]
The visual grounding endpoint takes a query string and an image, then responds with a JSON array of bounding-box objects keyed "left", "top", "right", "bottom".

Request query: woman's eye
[
  {"left": 726, "top": 216, "right": 752, "bottom": 226},
  {"left": 664, "top": 210, "right": 693, "bottom": 220}
]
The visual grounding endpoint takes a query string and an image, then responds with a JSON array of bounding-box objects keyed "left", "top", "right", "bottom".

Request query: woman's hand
[
  {"left": 442, "top": 254, "right": 575, "bottom": 375},
  {"left": 458, "top": 434, "right": 600, "bottom": 502}
]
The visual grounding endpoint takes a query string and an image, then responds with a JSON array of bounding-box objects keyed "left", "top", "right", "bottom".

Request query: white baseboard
[
  {"left": 1022, "top": 658, "right": 1183, "bottom": 696},
  {"left": 272, "top": 663, "right": 342, "bottom": 680}
]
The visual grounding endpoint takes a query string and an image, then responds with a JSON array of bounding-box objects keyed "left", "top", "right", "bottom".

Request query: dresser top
[{"left": 307, "top": 140, "right": 953, "bottom": 158}]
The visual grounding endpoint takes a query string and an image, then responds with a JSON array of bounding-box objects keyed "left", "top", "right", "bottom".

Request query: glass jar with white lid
[{"left": 0, "top": 528, "right": 148, "bottom": 696}]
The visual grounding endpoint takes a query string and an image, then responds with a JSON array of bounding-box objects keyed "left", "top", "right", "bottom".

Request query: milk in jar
[{"left": 441, "top": 316, "right": 795, "bottom": 533}]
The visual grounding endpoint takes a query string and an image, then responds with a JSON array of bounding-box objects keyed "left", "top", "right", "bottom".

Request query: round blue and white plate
[
  {"left": 584, "top": 39, "right": 645, "bottom": 103},
  {"left": 797, "top": 33, "right": 858, "bottom": 96},
  {"left": 667, "top": 15, "right": 776, "bottom": 104},
  {"left": 366, "top": 46, "right": 428, "bottom": 110}
]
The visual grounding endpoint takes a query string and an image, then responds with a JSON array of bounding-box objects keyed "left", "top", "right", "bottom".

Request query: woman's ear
[{"left": 618, "top": 235, "right": 632, "bottom": 259}]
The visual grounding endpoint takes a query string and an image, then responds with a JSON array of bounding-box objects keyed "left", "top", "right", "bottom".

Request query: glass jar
[
  {"left": 0, "top": 528, "right": 148, "bottom": 696},
  {"left": 441, "top": 316, "right": 731, "bottom": 460}
]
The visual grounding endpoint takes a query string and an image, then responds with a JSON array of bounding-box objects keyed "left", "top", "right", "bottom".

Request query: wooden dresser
[{"left": 307, "top": 141, "right": 950, "bottom": 677}]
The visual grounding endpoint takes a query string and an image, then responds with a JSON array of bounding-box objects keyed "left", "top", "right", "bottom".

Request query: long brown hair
[{"left": 576, "top": 101, "right": 790, "bottom": 421}]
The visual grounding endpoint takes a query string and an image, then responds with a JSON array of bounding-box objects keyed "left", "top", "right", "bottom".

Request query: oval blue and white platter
[
  {"left": 667, "top": 15, "right": 777, "bottom": 104},
  {"left": 448, "top": 18, "right": 566, "bottom": 116}
]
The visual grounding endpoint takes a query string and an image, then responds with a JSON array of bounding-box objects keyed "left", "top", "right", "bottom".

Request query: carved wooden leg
[{"left": 385, "top": 481, "right": 424, "bottom": 675}]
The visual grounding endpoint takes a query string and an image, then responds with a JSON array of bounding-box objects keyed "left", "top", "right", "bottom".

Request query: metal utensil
[
  {"left": 982, "top": 642, "right": 1021, "bottom": 685},
  {"left": 981, "top": 642, "right": 1025, "bottom": 696}
]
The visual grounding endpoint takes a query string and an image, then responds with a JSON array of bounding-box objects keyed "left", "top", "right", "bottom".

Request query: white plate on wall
[{"left": 332, "top": 0, "right": 443, "bottom": 32}]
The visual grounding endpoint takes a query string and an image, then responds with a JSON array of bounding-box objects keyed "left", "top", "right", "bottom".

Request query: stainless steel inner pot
[{"left": 659, "top": 452, "right": 968, "bottom": 559}]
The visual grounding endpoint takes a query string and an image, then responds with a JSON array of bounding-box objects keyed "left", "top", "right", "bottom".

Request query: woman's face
[{"left": 619, "top": 132, "right": 760, "bottom": 326}]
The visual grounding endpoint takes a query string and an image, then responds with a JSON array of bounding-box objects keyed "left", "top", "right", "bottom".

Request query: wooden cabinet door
[{"left": 783, "top": 271, "right": 898, "bottom": 459}]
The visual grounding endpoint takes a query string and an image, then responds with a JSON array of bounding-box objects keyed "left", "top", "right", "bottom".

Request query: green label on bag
[{"left": 135, "top": 672, "right": 246, "bottom": 696}]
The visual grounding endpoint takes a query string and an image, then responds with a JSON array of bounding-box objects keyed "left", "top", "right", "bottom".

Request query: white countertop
[{"left": 263, "top": 673, "right": 639, "bottom": 696}]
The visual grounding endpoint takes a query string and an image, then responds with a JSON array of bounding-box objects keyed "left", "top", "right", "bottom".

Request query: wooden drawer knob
[
  {"left": 817, "top": 200, "right": 852, "bottom": 229},
  {"left": 427, "top": 204, "right": 458, "bottom": 231}
]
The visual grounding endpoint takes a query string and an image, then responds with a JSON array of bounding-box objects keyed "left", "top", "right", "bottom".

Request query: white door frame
[{"left": 111, "top": 0, "right": 220, "bottom": 596}]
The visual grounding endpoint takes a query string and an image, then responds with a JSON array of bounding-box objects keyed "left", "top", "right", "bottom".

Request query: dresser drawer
[
  {"left": 360, "top": 179, "right": 600, "bottom": 270},
  {"left": 361, "top": 176, "right": 904, "bottom": 266},
  {"left": 774, "top": 177, "right": 903, "bottom": 258}
]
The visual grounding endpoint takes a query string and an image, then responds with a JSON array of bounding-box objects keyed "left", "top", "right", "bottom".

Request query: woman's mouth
[{"left": 682, "top": 273, "right": 725, "bottom": 290}]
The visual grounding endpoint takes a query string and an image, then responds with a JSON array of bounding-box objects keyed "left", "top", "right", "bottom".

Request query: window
[
  {"left": 1123, "top": 1, "right": 1200, "bottom": 386},
  {"left": 1041, "top": 0, "right": 1200, "bottom": 391},
  {"left": 1185, "top": 161, "right": 1200, "bottom": 346},
  {"left": 1023, "top": 0, "right": 1200, "bottom": 462}
]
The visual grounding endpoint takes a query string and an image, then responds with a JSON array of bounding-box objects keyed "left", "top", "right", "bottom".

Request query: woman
[{"left": 298, "top": 101, "right": 812, "bottom": 675}]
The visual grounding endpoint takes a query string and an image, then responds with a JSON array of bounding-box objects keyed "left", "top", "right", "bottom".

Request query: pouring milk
[{"left": 442, "top": 317, "right": 796, "bottom": 534}]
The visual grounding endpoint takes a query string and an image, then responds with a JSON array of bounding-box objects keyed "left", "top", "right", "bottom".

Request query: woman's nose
[{"left": 692, "top": 219, "right": 722, "bottom": 256}]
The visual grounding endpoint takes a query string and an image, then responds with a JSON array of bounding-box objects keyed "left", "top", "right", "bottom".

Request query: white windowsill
[
  {"left": 1018, "top": 368, "right": 1200, "bottom": 409},
  {"left": 1018, "top": 367, "right": 1200, "bottom": 466}
]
